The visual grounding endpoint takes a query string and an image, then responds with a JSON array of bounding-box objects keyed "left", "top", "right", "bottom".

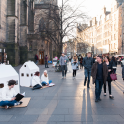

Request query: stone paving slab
[
  {"left": 0, "top": 115, "right": 13, "bottom": 121},
  {"left": 21, "top": 122, "right": 56, "bottom": 124},
  {"left": 37, "top": 115, "right": 65, "bottom": 122},
  {"left": 9, "top": 115, "right": 39, "bottom": 122},
  {"left": 92, "top": 115, "right": 124, "bottom": 121},
  {"left": 65, "top": 115, "right": 93, "bottom": 122}
]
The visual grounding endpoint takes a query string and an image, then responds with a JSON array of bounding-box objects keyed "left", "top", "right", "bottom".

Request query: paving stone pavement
[{"left": 1, "top": 63, "right": 124, "bottom": 124}]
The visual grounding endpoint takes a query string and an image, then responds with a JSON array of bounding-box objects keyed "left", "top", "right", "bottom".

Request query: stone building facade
[
  {"left": 0, "top": 0, "right": 61, "bottom": 66},
  {"left": 77, "top": 0, "right": 124, "bottom": 55}
]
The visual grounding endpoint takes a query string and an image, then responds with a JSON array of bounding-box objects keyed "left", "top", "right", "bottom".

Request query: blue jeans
[
  {"left": 84, "top": 68, "right": 91, "bottom": 87},
  {"left": 42, "top": 80, "right": 52, "bottom": 86},
  {"left": 45, "top": 61, "right": 48, "bottom": 68},
  {"left": 0, "top": 100, "right": 17, "bottom": 107},
  {"left": 61, "top": 65, "right": 67, "bottom": 77},
  {"left": 95, "top": 79, "right": 103, "bottom": 100},
  {"left": 35, "top": 60, "right": 38, "bottom": 65}
]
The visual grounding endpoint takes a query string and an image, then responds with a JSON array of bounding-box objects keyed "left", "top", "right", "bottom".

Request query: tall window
[{"left": 114, "top": 34, "right": 116, "bottom": 40}]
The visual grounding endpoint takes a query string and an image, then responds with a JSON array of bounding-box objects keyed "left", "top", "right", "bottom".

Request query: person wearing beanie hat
[
  {"left": 91, "top": 55, "right": 108, "bottom": 102},
  {"left": 41, "top": 70, "right": 52, "bottom": 86}
]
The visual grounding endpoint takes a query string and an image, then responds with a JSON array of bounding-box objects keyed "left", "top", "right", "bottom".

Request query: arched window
[{"left": 39, "top": 18, "right": 46, "bottom": 32}]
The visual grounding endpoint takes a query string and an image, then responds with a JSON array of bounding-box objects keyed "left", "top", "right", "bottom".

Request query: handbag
[
  {"left": 110, "top": 72, "right": 117, "bottom": 81},
  {"left": 76, "top": 66, "right": 79, "bottom": 70}
]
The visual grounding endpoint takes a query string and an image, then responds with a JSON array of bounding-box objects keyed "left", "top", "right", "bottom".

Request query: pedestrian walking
[
  {"left": 45, "top": 55, "right": 49, "bottom": 68},
  {"left": 111, "top": 56, "right": 117, "bottom": 74},
  {"left": 31, "top": 72, "right": 42, "bottom": 90},
  {"left": 104, "top": 56, "right": 114, "bottom": 99},
  {"left": 59, "top": 52, "right": 69, "bottom": 79},
  {"left": 80, "top": 56, "right": 83, "bottom": 69},
  {"left": 83, "top": 52, "right": 93, "bottom": 88},
  {"left": 35, "top": 54, "right": 39, "bottom": 65},
  {"left": 71, "top": 56, "right": 78, "bottom": 79},
  {"left": 93, "top": 55, "right": 96, "bottom": 63},
  {"left": 91, "top": 55, "right": 108, "bottom": 102}
]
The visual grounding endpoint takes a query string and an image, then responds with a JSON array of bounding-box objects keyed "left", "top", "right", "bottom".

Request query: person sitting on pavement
[
  {"left": 91, "top": 55, "right": 108, "bottom": 102},
  {"left": 71, "top": 56, "right": 78, "bottom": 79},
  {"left": 41, "top": 70, "right": 52, "bottom": 86},
  {"left": 0, "top": 80, "right": 22, "bottom": 109},
  {"left": 32, "top": 71, "right": 42, "bottom": 90}
]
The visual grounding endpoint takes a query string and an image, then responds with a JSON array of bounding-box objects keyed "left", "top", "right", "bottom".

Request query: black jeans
[
  {"left": 45, "top": 61, "right": 48, "bottom": 68},
  {"left": 104, "top": 81, "right": 112, "bottom": 95},
  {"left": 61, "top": 65, "right": 67, "bottom": 77},
  {"left": 33, "top": 84, "right": 42, "bottom": 90},
  {"left": 73, "top": 70, "right": 76, "bottom": 77}
]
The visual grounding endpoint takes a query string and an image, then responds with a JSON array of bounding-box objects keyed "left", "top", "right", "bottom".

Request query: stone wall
[{"left": 0, "top": 0, "right": 7, "bottom": 42}]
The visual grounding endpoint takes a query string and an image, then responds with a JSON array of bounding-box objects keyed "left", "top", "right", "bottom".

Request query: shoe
[
  {"left": 98, "top": 98, "right": 102, "bottom": 101},
  {"left": 109, "top": 95, "right": 114, "bottom": 99},
  {"left": 19, "top": 101, "right": 23, "bottom": 105},
  {"left": 84, "top": 83, "right": 86, "bottom": 86},
  {"left": 95, "top": 99, "right": 99, "bottom": 102},
  {"left": 62, "top": 76, "right": 64, "bottom": 79},
  {"left": 4, "top": 106, "right": 9, "bottom": 109},
  {"left": 47, "top": 67, "right": 49, "bottom": 68},
  {"left": 87, "top": 87, "right": 90, "bottom": 88},
  {"left": 104, "top": 93, "right": 106, "bottom": 96}
]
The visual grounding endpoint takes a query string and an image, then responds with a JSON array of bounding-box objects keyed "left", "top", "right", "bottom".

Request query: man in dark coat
[
  {"left": 91, "top": 55, "right": 108, "bottom": 102},
  {"left": 83, "top": 52, "right": 93, "bottom": 88}
]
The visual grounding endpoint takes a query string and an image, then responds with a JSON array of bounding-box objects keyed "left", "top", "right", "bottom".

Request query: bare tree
[{"left": 34, "top": 0, "right": 90, "bottom": 56}]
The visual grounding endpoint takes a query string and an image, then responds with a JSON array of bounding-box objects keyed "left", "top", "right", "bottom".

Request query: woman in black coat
[
  {"left": 104, "top": 56, "right": 114, "bottom": 99},
  {"left": 111, "top": 56, "right": 117, "bottom": 73}
]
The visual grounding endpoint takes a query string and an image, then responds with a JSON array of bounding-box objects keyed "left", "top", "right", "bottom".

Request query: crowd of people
[{"left": 59, "top": 52, "right": 119, "bottom": 102}]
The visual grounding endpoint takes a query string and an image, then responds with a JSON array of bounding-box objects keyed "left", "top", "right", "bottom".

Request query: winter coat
[
  {"left": 105, "top": 61, "right": 113, "bottom": 82},
  {"left": 91, "top": 62, "right": 108, "bottom": 84},
  {"left": 111, "top": 60, "right": 117, "bottom": 68},
  {"left": 71, "top": 59, "right": 78, "bottom": 70},
  {"left": 59, "top": 55, "right": 69, "bottom": 65},
  {"left": 83, "top": 57, "right": 93, "bottom": 70}
]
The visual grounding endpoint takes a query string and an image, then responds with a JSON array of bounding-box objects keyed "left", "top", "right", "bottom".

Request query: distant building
[{"left": 77, "top": 0, "right": 124, "bottom": 55}]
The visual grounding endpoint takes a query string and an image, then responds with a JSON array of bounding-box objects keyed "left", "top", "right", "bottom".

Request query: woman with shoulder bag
[
  {"left": 71, "top": 56, "right": 78, "bottom": 79},
  {"left": 104, "top": 56, "right": 114, "bottom": 99}
]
